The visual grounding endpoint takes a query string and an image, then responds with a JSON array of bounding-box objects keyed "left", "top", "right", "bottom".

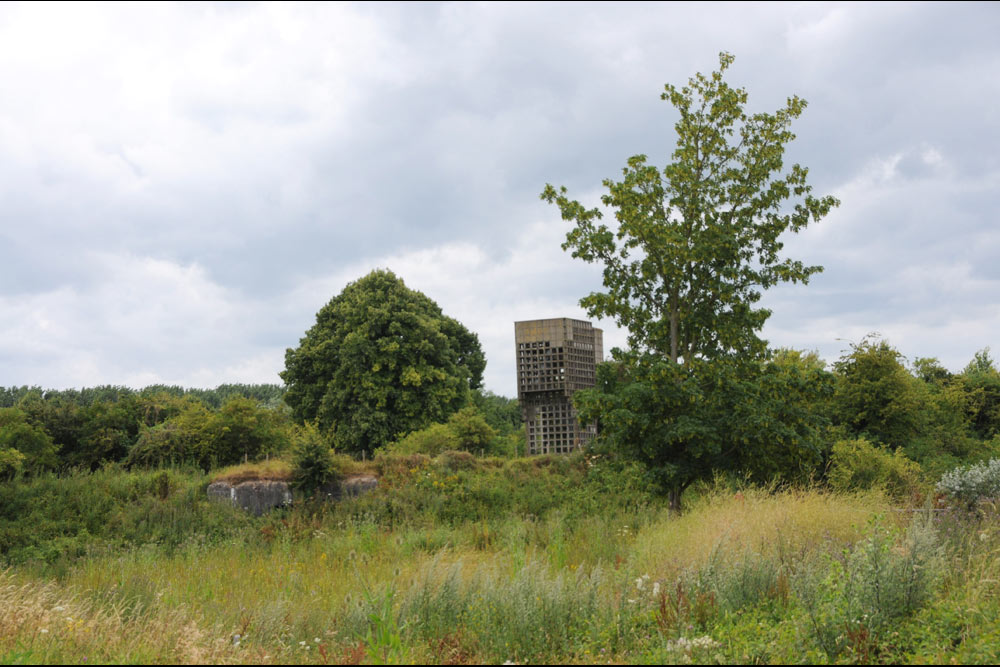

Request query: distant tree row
[
  {"left": 0, "top": 380, "right": 521, "bottom": 478},
  {"left": 0, "top": 383, "right": 286, "bottom": 410}
]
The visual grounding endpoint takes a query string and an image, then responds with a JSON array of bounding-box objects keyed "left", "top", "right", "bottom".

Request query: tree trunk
[
  {"left": 668, "top": 486, "right": 683, "bottom": 513},
  {"left": 669, "top": 289, "right": 679, "bottom": 364}
]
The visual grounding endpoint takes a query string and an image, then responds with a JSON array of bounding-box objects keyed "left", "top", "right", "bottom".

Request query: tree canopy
[
  {"left": 542, "top": 52, "right": 838, "bottom": 366},
  {"left": 281, "top": 269, "right": 486, "bottom": 454},
  {"left": 542, "top": 53, "right": 838, "bottom": 508}
]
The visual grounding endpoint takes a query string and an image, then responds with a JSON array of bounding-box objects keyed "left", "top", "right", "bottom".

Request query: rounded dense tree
[{"left": 281, "top": 270, "right": 485, "bottom": 454}]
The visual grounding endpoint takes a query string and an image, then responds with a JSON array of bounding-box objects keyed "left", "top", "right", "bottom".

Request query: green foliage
[
  {"left": 358, "top": 451, "right": 657, "bottom": 528},
  {"left": 0, "top": 466, "right": 254, "bottom": 565},
  {"left": 0, "top": 447, "right": 25, "bottom": 479},
  {"left": 0, "top": 384, "right": 288, "bottom": 471},
  {"left": 444, "top": 407, "right": 498, "bottom": 453},
  {"left": 575, "top": 351, "right": 832, "bottom": 508},
  {"left": 469, "top": 389, "right": 522, "bottom": 436},
  {"left": 124, "top": 396, "right": 292, "bottom": 470},
  {"left": 211, "top": 396, "right": 291, "bottom": 464},
  {"left": 832, "top": 336, "right": 929, "bottom": 450},
  {"left": 388, "top": 406, "right": 518, "bottom": 458},
  {"left": 960, "top": 348, "right": 1000, "bottom": 440},
  {"left": 540, "top": 53, "right": 837, "bottom": 508},
  {"left": 389, "top": 423, "right": 459, "bottom": 457},
  {"left": 125, "top": 398, "right": 215, "bottom": 468},
  {"left": 391, "top": 557, "right": 606, "bottom": 664},
  {"left": 0, "top": 407, "right": 59, "bottom": 473},
  {"left": 797, "top": 518, "right": 942, "bottom": 659},
  {"left": 828, "top": 438, "right": 924, "bottom": 499},
  {"left": 282, "top": 269, "right": 485, "bottom": 455},
  {"left": 290, "top": 423, "right": 339, "bottom": 498},
  {"left": 912, "top": 357, "right": 952, "bottom": 385},
  {"left": 541, "top": 52, "right": 838, "bottom": 365}
]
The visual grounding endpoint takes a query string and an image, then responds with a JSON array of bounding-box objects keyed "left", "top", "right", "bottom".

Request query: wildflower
[
  {"left": 314, "top": 637, "right": 321, "bottom": 643},
  {"left": 652, "top": 582, "right": 661, "bottom": 597},
  {"left": 40, "top": 629, "right": 49, "bottom": 634}
]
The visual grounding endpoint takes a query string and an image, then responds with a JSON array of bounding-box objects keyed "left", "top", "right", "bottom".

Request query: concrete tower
[{"left": 514, "top": 318, "right": 603, "bottom": 455}]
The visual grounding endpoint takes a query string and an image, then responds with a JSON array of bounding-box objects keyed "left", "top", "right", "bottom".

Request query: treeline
[
  {"left": 0, "top": 383, "right": 286, "bottom": 410},
  {"left": 825, "top": 339, "right": 1000, "bottom": 478},
  {"left": 577, "top": 336, "right": 1000, "bottom": 502},
  {"left": 0, "top": 383, "right": 521, "bottom": 477}
]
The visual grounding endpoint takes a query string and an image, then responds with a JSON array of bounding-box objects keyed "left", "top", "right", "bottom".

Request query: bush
[
  {"left": 797, "top": 518, "right": 942, "bottom": 658},
  {"left": 936, "top": 457, "right": 1000, "bottom": 507},
  {"left": 0, "top": 466, "right": 254, "bottom": 565},
  {"left": 290, "top": 424, "right": 340, "bottom": 498},
  {"left": 385, "top": 407, "right": 507, "bottom": 458},
  {"left": 125, "top": 402, "right": 214, "bottom": 469},
  {"left": 389, "top": 423, "right": 459, "bottom": 457},
  {"left": 0, "top": 447, "right": 25, "bottom": 479},
  {"left": 828, "top": 438, "right": 923, "bottom": 499},
  {"left": 0, "top": 407, "right": 59, "bottom": 472}
]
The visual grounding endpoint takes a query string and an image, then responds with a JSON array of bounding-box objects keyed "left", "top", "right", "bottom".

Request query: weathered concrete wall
[
  {"left": 318, "top": 475, "right": 378, "bottom": 501},
  {"left": 207, "top": 480, "right": 293, "bottom": 516},
  {"left": 208, "top": 475, "right": 378, "bottom": 515}
]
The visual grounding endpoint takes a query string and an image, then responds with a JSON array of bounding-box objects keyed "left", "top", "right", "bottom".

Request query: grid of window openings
[{"left": 514, "top": 318, "right": 602, "bottom": 456}]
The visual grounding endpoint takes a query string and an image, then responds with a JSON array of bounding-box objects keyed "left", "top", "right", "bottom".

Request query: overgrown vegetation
[{"left": 5, "top": 470, "right": 1000, "bottom": 664}]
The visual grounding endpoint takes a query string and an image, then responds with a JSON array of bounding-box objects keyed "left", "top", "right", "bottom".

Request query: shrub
[
  {"left": 445, "top": 407, "right": 498, "bottom": 454},
  {"left": 936, "top": 457, "right": 1000, "bottom": 507},
  {"left": 797, "top": 517, "right": 942, "bottom": 658},
  {"left": 389, "top": 423, "right": 458, "bottom": 456},
  {"left": 385, "top": 407, "right": 506, "bottom": 458},
  {"left": 434, "top": 450, "right": 476, "bottom": 472},
  {"left": 290, "top": 424, "right": 340, "bottom": 498},
  {"left": 828, "top": 438, "right": 923, "bottom": 499},
  {"left": 0, "top": 407, "right": 59, "bottom": 472},
  {"left": 0, "top": 447, "right": 25, "bottom": 479},
  {"left": 210, "top": 396, "right": 292, "bottom": 464}
]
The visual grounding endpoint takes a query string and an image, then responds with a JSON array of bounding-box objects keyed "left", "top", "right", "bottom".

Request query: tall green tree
[
  {"left": 543, "top": 53, "right": 838, "bottom": 366},
  {"left": 542, "top": 53, "right": 838, "bottom": 508},
  {"left": 282, "top": 270, "right": 485, "bottom": 454}
]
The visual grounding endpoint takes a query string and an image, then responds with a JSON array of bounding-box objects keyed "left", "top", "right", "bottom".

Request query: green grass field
[{"left": 3, "top": 456, "right": 1000, "bottom": 664}]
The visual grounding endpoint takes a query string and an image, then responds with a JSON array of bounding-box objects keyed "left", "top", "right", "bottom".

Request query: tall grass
[{"left": 6, "top": 463, "right": 1000, "bottom": 663}]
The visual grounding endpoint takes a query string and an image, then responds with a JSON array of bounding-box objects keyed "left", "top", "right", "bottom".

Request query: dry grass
[
  {"left": 0, "top": 570, "right": 242, "bottom": 664},
  {"left": 630, "top": 485, "right": 891, "bottom": 577},
  {"left": 210, "top": 459, "right": 294, "bottom": 484}
]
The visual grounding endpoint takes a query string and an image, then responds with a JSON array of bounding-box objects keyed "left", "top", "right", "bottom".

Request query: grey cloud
[{"left": 0, "top": 3, "right": 998, "bottom": 391}]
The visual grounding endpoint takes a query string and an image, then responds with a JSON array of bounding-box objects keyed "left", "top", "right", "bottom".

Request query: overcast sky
[{"left": 1, "top": 2, "right": 998, "bottom": 396}]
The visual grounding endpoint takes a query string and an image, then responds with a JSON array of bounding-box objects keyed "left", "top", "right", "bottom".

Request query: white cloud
[{"left": 0, "top": 2, "right": 998, "bottom": 396}]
